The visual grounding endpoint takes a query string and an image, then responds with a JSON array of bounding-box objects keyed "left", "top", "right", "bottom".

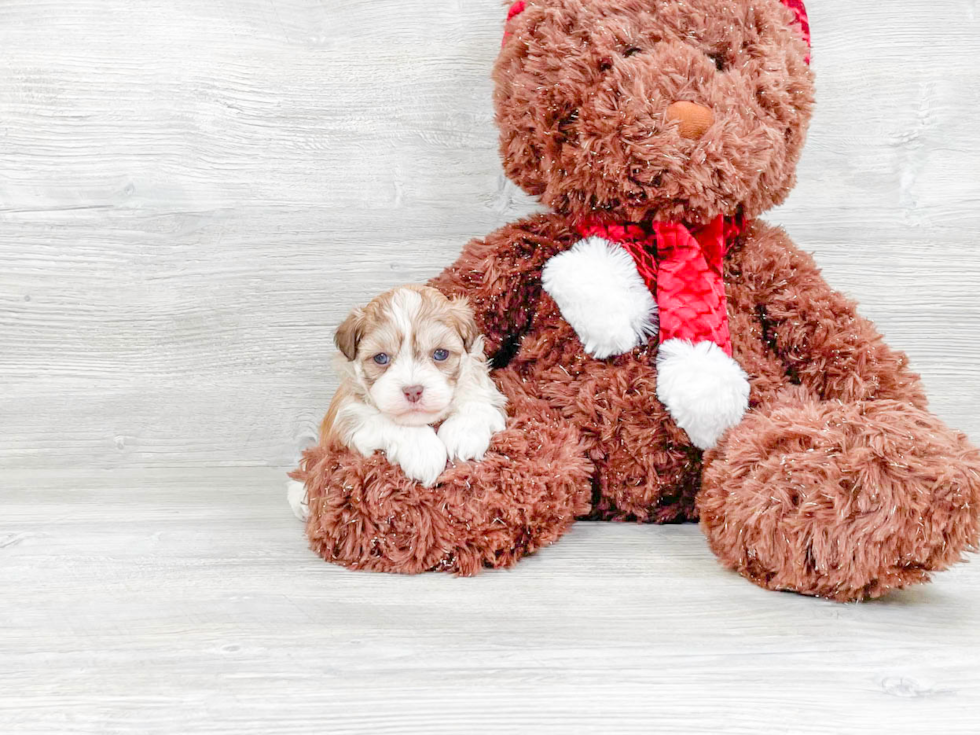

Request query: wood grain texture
[
  {"left": 2, "top": 5, "right": 980, "bottom": 733},
  {"left": 0, "top": 0, "right": 978, "bottom": 469},
  {"left": 1, "top": 468, "right": 978, "bottom": 734}
]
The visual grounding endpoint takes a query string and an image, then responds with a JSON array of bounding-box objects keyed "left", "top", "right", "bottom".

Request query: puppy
[{"left": 288, "top": 285, "right": 507, "bottom": 520}]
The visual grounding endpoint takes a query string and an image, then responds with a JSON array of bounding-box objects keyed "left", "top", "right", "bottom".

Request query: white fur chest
[{"left": 541, "top": 237, "right": 659, "bottom": 359}]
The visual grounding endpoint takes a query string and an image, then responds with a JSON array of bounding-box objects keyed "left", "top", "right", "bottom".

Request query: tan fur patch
[
  {"left": 319, "top": 381, "right": 352, "bottom": 448},
  {"left": 339, "top": 285, "right": 472, "bottom": 371}
]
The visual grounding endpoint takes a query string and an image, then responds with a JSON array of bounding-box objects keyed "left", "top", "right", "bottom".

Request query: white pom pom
[{"left": 656, "top": 339, "right": 750, "bottom": 450}]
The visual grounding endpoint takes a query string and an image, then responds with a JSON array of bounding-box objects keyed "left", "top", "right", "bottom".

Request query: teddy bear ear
[
  {"left": 780, "top": 0, "right": 812, "bottom": 60},
  {"left": 501, "top": 0, "right": 528, "bottom": 46}
]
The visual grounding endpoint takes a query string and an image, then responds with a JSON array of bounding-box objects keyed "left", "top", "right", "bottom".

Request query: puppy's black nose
[{"left": 403, "top": 385, "right": 424, "bottom": 403}]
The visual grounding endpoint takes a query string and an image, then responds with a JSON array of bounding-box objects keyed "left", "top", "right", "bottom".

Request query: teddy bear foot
[
  {"left": 698, "top": 393, "right": 980, "bottom": 601},
  {"left": 291, "top": 411, "right": 593, "bottom": 575}
]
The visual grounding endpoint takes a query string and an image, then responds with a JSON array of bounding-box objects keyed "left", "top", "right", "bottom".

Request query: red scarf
[{"left": 576, "top": 215, "right": 747, "bottom": 357}]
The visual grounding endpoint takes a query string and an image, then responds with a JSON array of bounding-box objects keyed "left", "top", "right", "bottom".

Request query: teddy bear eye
[
  {"left": 557, "top": 109, "right": 579, "bottom": 141},
  {"left": 707, "top": 52, "right": 726, "bottom": 71}
]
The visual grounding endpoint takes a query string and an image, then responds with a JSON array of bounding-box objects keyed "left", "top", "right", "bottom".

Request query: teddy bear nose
[{"left": 666, "top": 101, "right": 715, "bottom": 140}]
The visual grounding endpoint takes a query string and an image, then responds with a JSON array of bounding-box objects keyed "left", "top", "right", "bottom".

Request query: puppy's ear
[
  {"left": 448, "top": 296, "right": 480, "bottom": 352},
  {"left": 334, "top": 307, "right": 365, "bottom": 361}
]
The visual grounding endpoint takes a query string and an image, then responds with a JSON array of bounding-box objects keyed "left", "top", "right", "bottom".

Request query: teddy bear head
[{"left": 494, "top": 0, "right": 815, "bottom": 225}]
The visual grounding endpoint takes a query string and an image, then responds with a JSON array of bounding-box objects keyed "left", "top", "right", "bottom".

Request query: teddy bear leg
[
  {"left": 291, "top": 370, "right": 594, "bottom": 575},
  {"left": 698, "top": 390, "right": 980, "bottom": 601}
]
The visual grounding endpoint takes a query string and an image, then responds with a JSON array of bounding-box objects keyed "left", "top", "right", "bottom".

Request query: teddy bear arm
[
  {"left": 738, "top": 225, "right": 927, "bottom": 406},
  {"left": 704, "top": 225, "right": 980, "bottom": 600},
  {"left": 292, "top": 369, "right": 594, "bottom": 576},
  {"left": 428, "top": 213, "right": 575, "bottom": 365}
]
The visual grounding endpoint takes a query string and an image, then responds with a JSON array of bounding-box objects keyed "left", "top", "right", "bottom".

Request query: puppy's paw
[
  {"left": 286, "top": 479, "right": 310, "bottom": 521},
  {"left": 348, "top": 420, "right": 386, "bottom": 458},
  {"left": 386, "top": 426, "right": 448, "bottom": 487},
  {"left": 438, "top": 404, "right": 507, "bottom": 463}
]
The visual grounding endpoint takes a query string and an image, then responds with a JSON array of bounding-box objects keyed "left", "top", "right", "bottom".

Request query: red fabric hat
[
  {"left": 501, "top": 0, "right": 527, "bottom": 46},
  {"left": 781, "top": 0, "right": 811, "bottom": 53},
  {"left": 504, "top": 0, "right": 811, "bottom": 61}
]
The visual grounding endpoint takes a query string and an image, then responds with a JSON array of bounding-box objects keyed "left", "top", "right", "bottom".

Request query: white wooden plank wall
[{"left": 0, "top": 1, "right": 978, "bottom": 467}]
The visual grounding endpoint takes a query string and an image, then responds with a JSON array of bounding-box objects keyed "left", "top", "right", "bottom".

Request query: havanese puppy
[{"left": 288, "top": 285, "right": 507, "bottom": 520}]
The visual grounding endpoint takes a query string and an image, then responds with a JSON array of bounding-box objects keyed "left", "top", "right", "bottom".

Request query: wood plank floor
[{"left": 2, "top": 468, "right": 979, "bottom": 734}]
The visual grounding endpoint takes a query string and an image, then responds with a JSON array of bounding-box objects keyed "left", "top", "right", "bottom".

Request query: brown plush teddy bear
[{"left": 294, "top": 0, "right": 980, "bottom": 601}]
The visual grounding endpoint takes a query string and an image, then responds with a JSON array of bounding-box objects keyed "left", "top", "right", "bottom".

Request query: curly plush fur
[
  {"left": 700, "top": 390, "right": 980, "bottom": 601},
  {"left": 298, "top": 376, "right": 593, "bottom": 574},
  {"left": 294, "top": 0, "right": 980, "bottom": 600},
  {"left": 494, "top": 0, "right": 813, "bottom": 224}
]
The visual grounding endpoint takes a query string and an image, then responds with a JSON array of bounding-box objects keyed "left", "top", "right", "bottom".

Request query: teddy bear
[{"left": 293, "top": 0, "right": 980, "bottom": 601}]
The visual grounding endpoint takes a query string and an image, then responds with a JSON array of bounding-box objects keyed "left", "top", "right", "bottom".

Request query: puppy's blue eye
[
  {"left": 373, "top": 353, "right": 389, "bottom": 365},
  {"left": 433, "top": 349, "right": 449, "bottom": 362}
]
